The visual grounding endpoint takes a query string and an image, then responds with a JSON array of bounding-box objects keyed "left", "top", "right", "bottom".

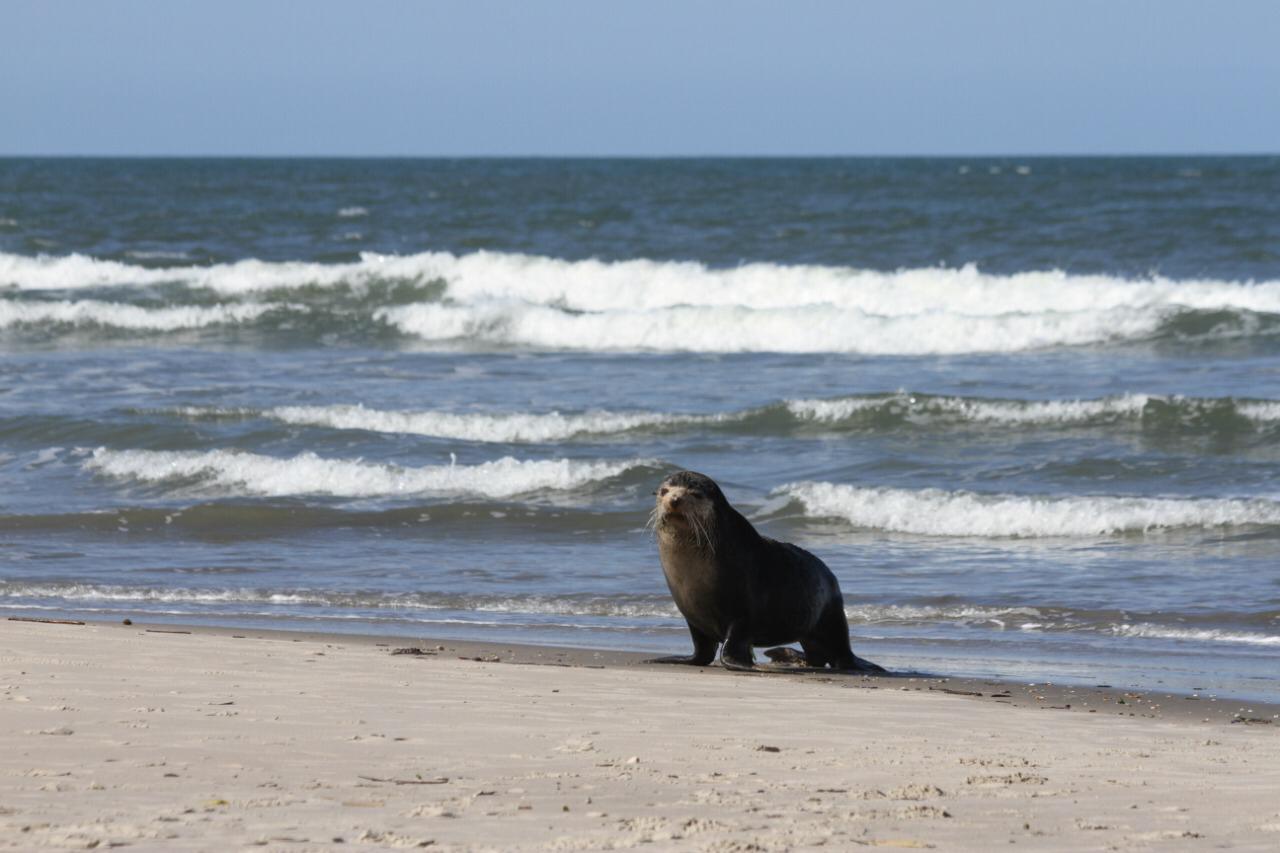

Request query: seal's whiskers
[
  {"left": 690, "top": 510, "right": 716, "bottom": 555},
  {"left": 645, "top": 505, "right": 661, "bottom": 533}
]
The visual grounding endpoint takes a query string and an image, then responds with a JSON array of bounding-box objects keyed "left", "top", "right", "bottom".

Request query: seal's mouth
[
  {"left": 659, "top": 507, "right": 690, "bottom": 524},
  {"left": 649, "top": 490, "right": 693, "bottom": 533},
  {"left": 657, "top": 494, "right": 698, "bottom": 525},
  {"left": 651, "top": 487, "right": 716, "bottom": 552}
]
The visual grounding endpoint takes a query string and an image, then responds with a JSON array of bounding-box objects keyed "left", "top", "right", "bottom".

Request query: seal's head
[{"left": 651, "top": 470, "right": 724, "bottom": 550}]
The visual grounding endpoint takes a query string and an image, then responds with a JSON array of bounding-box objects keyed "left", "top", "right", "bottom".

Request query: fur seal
[{"left": 648, "top": 470, "right": 885, "bottom": 673}]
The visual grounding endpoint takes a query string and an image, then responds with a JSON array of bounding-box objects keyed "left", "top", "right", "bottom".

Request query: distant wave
[
  {"left": 176, "top": 403, "right": 706, "bottom": 443},
  {"left": 786, "top": 392, "right": 1280, "bottom": 437},
  {"left": 161, "top": 392, "right": 1280, "bottom": 444},
  {"left": 784, "top": 393, "right": 1150, "bottom": 425},
  {"left": 6, "top": 391, "right": 1276, "bottom": 452},
  {"left": 85, "top": 447, "right": 656, "bottom": 499},
  {"left": 5, "top": 249, "right": 1280, "bottom": 353},
  {"left": 777, "top": 481, "right": 1280, "bottom": 537}
]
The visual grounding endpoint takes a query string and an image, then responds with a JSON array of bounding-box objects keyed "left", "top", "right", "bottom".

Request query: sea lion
[{"left": 648, "top": 470, "right": 885, "bottom": 673}]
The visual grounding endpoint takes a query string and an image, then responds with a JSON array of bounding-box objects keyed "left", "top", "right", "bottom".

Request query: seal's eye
[
  {"left": 687, "top": 490, "right": 703, "bottom": 498},
  {"left": 658, "top": 487, "right": 668, "bottom": 496}
]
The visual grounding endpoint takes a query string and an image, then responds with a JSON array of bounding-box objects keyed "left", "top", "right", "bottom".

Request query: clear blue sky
[{"left": 3, "top": 0, "right": 1277, "bottom": 156}]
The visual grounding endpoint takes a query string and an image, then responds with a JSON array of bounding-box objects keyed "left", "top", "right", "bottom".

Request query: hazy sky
[{"left": 3, "top": 0, "right": 1277, "bottom": 156}]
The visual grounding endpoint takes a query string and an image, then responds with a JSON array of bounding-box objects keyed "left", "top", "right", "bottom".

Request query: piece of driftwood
[{"left": 7, "top": 617, "right": 85, "bottom": 625}]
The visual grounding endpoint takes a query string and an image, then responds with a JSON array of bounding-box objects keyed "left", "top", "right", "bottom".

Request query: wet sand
[{"left": 2, "top": 617, "right": 1278, "bottom": 850}]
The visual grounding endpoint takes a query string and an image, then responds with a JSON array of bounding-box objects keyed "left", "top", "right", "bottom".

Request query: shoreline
[
  {"left": 4, "top": 617, "right": 1279, "bottom": 850},
  {"left": 11, "top": 615, "right": 1279, "bottom": 727}
]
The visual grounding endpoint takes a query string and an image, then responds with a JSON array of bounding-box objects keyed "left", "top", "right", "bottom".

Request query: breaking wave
[
  {"left": 784, "top": 393, "right": 1150, "bottom": 425},
  {"left": 375, "top": 300, "right": 1177, "bottom": 354},
  {"left": 177, "top": 404, "right": 706, "bottom": 443},
  {"left": 5, "top": 250, "right": 1280, "bottom": 353},
  {"left": 0, "top": 298, "right": 285, "bottom": 331},
  {"left": 777, "top": 481, "right": 1280, "bottom": 537},
  {"left": 162, "top": 392, "right": 1280, "bottom": 444},
  {"left": 85, "top": 448, "right": 656, "bottom": 499}
]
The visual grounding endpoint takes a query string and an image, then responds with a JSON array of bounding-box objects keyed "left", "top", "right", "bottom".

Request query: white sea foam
[
  {"left": 784, "top": 397, "right": 893, "bottom": 421},
  {"left": 337, "top": 206, "right": 369, "bottom": 218},
  {"left": 1236, "top": 401, "right": 1280, "bottom": 422},
  {"left": 173, "top": 404, "right": 704, "bottom": 442},
  {"left": 1112, "top": 624, "right": 1280, "bottom": 647},
  {"left": 376, "top": 252, "right": 1280, "bottom": 316},
  {"left": 0, "top": 584, "right": 332, "bottom": 606},
  {"left": 786, "top": 393, "right": 1153, "bottom": 424},
  {"left": 262, "top": 404, "right": 699, "bottom": 443},
  {"left": 86, "top": 448, "right": 650, "bottom": 498},
  {"left": 376, "top": 300, "right": 1173, "bottom": 354},
  {"left": 3, "top": 249, "right": 1278, "bottom": 310},
  {"left": 785, "top": 392, "right": 1280, "bottom": 428},
  {"left": 779, "top": 481, "right": 1280, "bottom": 537},
  {"left": 169, "top": 393, "right": 1280, "bottom": 442},
  {"left": 844, "top": 603, "right": 1044, "bottom": 626},
  {"left": 0, "top": 252, "right": 382, "bottom": 292},
  {"left": 0, "top": 583, "right": 684, "bottom": 618},
  {"left": 0, "top": 299, "right": 279, "bottom": 331},
  {"left": 6, "top": 249, "right": 1280, "bottom": 352}
]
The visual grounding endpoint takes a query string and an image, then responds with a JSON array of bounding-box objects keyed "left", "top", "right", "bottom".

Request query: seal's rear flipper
[{"left": 841, "top": 654, "right": 888, "bottom": 675}]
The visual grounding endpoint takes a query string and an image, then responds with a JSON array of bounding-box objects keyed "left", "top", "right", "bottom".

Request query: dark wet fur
[{"left": 652, "top": 470, "right": 885, "bottom": 674}]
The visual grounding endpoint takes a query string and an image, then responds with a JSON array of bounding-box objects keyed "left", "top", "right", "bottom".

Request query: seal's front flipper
[
  {"left": 720, "top": 623, "right": 755, "bottom": 671},
  {"left": 647, "top": 625, "right": 718, "bottom": 666},
  {"left": 645, "top": 654, "right": 712, "bottom": 666}
]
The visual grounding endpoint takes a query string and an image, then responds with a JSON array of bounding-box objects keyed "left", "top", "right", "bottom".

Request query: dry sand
[{"left": 2, "top": 618, "right": 1278, "bottom": 851}]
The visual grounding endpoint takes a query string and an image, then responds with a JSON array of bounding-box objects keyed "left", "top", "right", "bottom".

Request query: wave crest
[
  {"left": 777, "top": 481, "right": 1280, "bottom": 537},
  {"left": 85, "top": 448, "right": 654, "bottom": 499},
  {"left": 6, "top": 250, "right": 1280, "bottom": 353},
  {"left": 260, "top": 404, "right": 698, "bottom": 443},
  {"left": 160, "top": 392, "right": 1280, "bottom": 444},
  {"left": 0, "top": 299, "right": 283, "bottom": 331}
]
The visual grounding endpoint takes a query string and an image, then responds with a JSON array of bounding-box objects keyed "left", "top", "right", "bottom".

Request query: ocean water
[{"left": 2, "top": 157, "right": 1278, "bottom": 701}]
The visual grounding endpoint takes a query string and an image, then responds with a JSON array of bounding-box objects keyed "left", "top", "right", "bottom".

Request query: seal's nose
[{"left": 669, "top": 494, "right": 682, "bottom": 507}]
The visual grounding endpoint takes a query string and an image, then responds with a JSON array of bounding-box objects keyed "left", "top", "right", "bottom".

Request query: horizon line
[{"left": 2, "top": 151, "right": 1278, "bottom": 161}]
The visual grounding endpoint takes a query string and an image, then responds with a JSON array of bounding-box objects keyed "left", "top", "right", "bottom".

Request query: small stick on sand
[{"left": 357, "top": 775, "right": 450, "bottom": 785}]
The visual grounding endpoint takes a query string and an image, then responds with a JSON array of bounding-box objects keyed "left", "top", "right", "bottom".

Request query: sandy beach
[{"left": 2, "top": 618, "right": 1278, "bottom": 851}]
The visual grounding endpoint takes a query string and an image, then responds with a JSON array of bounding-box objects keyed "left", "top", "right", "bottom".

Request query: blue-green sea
[{"left": 2, "top": 157, "right": 1278, "bottom": 700}]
